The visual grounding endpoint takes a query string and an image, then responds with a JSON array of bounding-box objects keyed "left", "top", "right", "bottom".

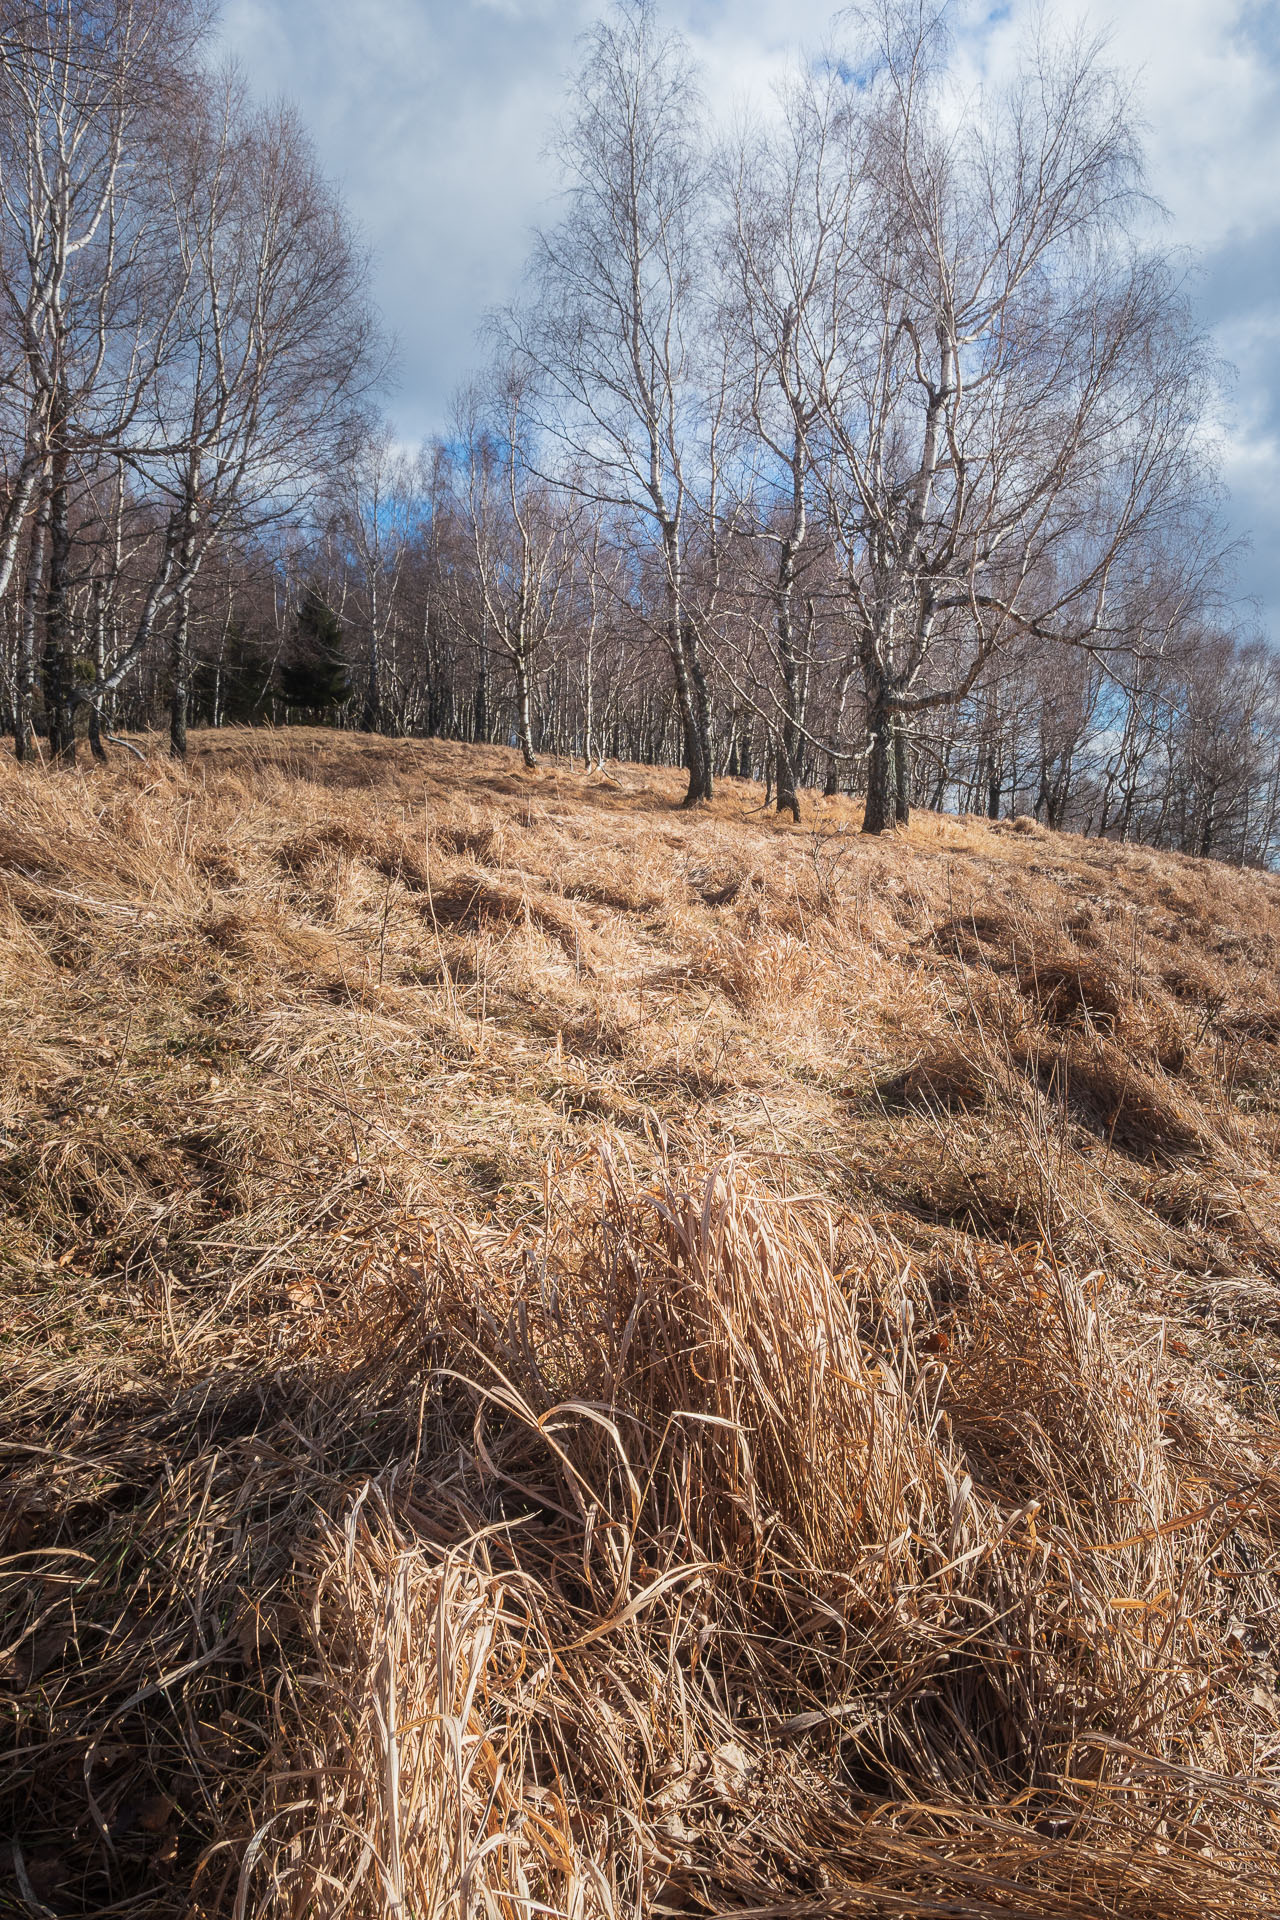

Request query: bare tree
[
  {"left": 329, "top": 420, "right": 416, "bottom": 736},
  {"left": 0, "top": 0, "right": 211, "bottom": 759},
  {"left": 802, "top": 1, "right": 1213, "bottom": 833},
  {"left": 720, "top": 62, "right": 856, "bottom": 820},
  {"left": 509, "top": 0, "right": 717, "bottom": 805},
  {"left": 456, "top": 359, "right": 573, "bottom": 769},
  {"left": 89, "top": 82, "right": 379, "bottom": 757}
]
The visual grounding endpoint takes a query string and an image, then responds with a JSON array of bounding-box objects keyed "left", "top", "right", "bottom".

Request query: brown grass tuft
[
  {"left": 1017, "top": 951, "right": 1125, "bottom": 1030},
  {"left": 878, "top": 1044, "right": 990, "bottom": 1111},
  {"left": 1038, "top": 1032, "right": 1205, "bottom": 1159}
]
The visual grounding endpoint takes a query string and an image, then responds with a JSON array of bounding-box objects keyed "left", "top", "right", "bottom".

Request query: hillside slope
[{"left": 2, "top": 731, "right": 1279, "bottom": 1918}]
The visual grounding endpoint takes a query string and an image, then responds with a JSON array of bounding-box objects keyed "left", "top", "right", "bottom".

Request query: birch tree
[
  {"left": 0, "top": 0, "right": 210, "bottom": 760},
  {"left": 721, "top": 64, "right": 856, "bottom": 820},
  {"left": 509, "top": 0, "right": 717, "bottom": 805},
  {"left": 456, "top": 360, "right": 573, "bottom": 769},
  {"left": 808, "top": 1, "right": 1213, "bottom": 833},
  {"left": 93, "top": 84, "right": 378, "bottom": 757}
]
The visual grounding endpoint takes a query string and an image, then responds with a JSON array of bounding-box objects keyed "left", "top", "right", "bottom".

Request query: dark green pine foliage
[
  {"left": 196, "top": 625, "right": 275, "bottom": 725},
  {"left": 279, "top": 591, "right": 350, "bottom": 715}
]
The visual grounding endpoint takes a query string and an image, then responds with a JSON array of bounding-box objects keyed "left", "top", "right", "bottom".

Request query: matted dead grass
[{"left": 2, "top": 729, "right": 1279, "bottom": 1918}]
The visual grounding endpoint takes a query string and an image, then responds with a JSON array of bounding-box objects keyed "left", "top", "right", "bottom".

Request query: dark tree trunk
[
  {"left": 775, "top": 736, "right": 800, "bottom": 822},
  {"left": 168, "top": 484, "right": 201, "bottom": 762},
  {"left": 170, "top": 587, "right": 191, "bottom": 760},
  {"left": 862, "top": 700, "right": 893, "bottom": 835},
  {"left": 893, "top": 717, "right": 910, "bottom": 826},
  {"left": 88, "top": 585, "right": 108, "bottom": 763},
  {"left": 929, "top": 741, "right": 951, "bottom": 812},
  {"left": 672, "top": 624, "right": 712, "bottom": 807},
  {"left": 514, "top": 654, "right": 537, "bottom": 768},
  {"left": 775, "top": 655, "right": 802, "bottom": 819},
  {"left": 41, "top": 442, "right": 76, "bottom": 765},
  {"left": 360, "top": 664, "right": 381, "bottom": 733},
  {"left": 14, "top": 470, "right": 49, "bottom": 764},
  {"left": 774, "top": 593, "right": 805, "bottom": 820},
  {"left": 1034, "top": 765, "right": 1050, "bottom": 822},
  {"left": 1199, "top": 809, "right": 1213, "bottom": 859},
  {"left": 685, "top": 625, "right": 714, "bottom": 806},
  {"left": 361, "top": 597, "right": 381, "bottom": 733}
]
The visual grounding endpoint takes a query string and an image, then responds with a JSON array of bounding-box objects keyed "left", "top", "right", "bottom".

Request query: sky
[{"left": 216, "top": 0, "right": 1280, "bottom": 635}]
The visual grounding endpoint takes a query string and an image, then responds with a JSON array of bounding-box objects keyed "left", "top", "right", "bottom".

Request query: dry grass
[{"left": 2, "top": 729, "right": 1279, "bottom": 1918}]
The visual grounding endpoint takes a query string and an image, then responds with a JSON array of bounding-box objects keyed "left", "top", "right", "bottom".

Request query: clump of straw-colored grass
[{"left": 210, "top": 1144, "right": 1279, "bottom": 1919}]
